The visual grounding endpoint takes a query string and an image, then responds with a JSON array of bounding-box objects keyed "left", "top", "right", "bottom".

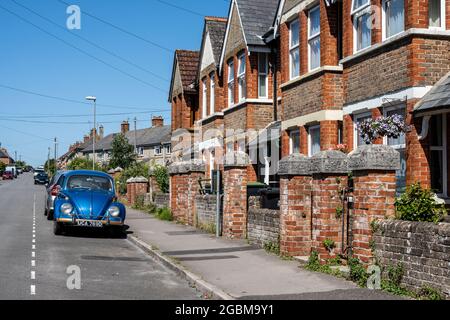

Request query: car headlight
[
  {"left": 61, "top": 203, "right": 73, "bottom": 215},
  {"left": 108, "top": 206, "right": 120, "bottom": 217}
]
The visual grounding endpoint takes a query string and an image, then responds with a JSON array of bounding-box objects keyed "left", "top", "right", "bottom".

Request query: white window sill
[
  {"left": 341, "top": 28, "right": 450, "bottom": 65},
  {"left": 222, "top": 98, "right": 274, "bottom": 113},
  {"left": 280, "top": 65, "right": 343, "bottom": 89}
]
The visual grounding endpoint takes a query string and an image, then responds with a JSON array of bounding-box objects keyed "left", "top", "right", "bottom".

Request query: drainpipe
[{"left": 272, "top": 47, "right": 278, "bottom": 122}]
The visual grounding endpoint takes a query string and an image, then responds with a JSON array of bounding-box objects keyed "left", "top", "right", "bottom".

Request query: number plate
[{"left": 76, "top": 220, "right": 103, "bottom": 228}]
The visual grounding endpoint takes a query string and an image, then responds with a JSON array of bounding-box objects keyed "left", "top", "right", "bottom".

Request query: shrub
[
  {"left": 155, "top": 207, "right": 173, "bottom": 221},
  {"left": 348, "top": 258, "right": 368, "bottom": 287},
  {"left": 152, "top": 165, "right": 169, "bottom": 194},
  {"left": 133, "top": 195, "right": 145, "bottom": 210},
  {"left": 323, "top": 239, "right": 336, "bottom": 253},
  {"left": 395, "top": 183, "right": 447, "bottom": 223}
]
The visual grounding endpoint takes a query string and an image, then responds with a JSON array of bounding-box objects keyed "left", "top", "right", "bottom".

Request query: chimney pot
[
  {"left": 121, "top": 121, "right": 130, "bottom": 134},
  {"left": 152, "top": 116, "right": 164, "bottom": 128}
]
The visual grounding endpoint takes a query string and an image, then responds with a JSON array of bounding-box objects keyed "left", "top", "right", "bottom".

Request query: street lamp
[{"left": 86, "top": 96, "right": 97, "bottom": 171}]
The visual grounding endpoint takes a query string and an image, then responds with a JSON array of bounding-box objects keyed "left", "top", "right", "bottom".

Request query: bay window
[
  {"left": 430, "top": 114, "right": 447, "bottom": 197},
  {"left": 210, "top": 72, "right": 215, "bottom": 115},
  {"left": 289, "top": 129, "right": 300, "bottom": 154},
  {"left": 429, "top": 0, "right": 446, "bottom": 29},
  {"left": 227, "top": 60, "right": 234, "bottom": 107},
  {"left": 352, "top": 0, "right": 371, "bottom": 52},
  {"left": 289, "top": 19, "right": 300, "bottom": 79},
  {"left": 258, "top": 53, "right": 268, "bottom": 98},
  {"left": 238, "top": 53, "right": 246, "bottom": 102},
  {"left": 308, "top": 125, "right": 321, "bottom": 156},
  {"left": 202, "top": 79, "right": 207, "bottom": 118},
  {"left": 308, "top": 5, "right": 321, "bottom": 71},
  {"left": 382, "top": 0, "right": 404, "bottom": 39}
]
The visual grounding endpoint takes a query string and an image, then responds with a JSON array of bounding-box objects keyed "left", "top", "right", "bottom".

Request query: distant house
[
  {"left": 82, "top": 117, "right": 172, "bottom": 168},
  {"left": 0, "top": 148, "right": 14, "bottom": 165}
]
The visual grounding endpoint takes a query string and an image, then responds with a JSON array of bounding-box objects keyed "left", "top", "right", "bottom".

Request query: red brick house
[
  {"left": 0, "top": 148, "right": 14, "bottom": 165},
  {"left": 168, "top": 50, "right": 200, "bottom": 161},
  {"left": 271, "top": 0, "right": 450, "bottom": 200}
]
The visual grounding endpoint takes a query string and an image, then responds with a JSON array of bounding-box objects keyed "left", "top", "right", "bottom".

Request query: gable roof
[
  {"left": 237, "top": 0, "right": 279, "bottom": 46},
  {"left": 414, "top": 71, "right": 450, "bottom": 115},
  {"left": 82, "top": 125, "right": 172, "bottom": 153},
  {"left": 219, "top": 0, "right": 279, "bottom": 71},
  {"left": 205, "top": 17, "right": 227, "bottom": 65},
  {"left": 168, "top": 50, "right": 200, "bottom": 101},
  {"left": 0, "top": 148, "right": 10, "bottom": 159}
]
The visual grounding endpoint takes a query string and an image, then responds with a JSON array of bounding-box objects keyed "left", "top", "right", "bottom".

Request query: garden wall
[
  {"left": 247, "top": 208, "right": 280, "bottom": 248},
  {"left": 154, "top": 193, "right": 170, "bottom": 209},
  {"left": 374, "top": 220, "right": 450, "bottom": 298},
  {"left": 195, "top": 194, "right": 222, "bottom": 230}
]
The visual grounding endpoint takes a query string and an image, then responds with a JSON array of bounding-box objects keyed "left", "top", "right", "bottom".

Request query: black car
[{"left": 34, "top": 172, "right": 49, "bottom": 185}]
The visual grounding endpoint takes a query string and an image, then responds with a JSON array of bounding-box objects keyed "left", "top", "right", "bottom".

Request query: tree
[
  {"left": 45, "top": 159, "right": 56, "bottom": 175},
  {"left": 67, "top": 157, "right": 103, "bottom": 171},
  {"left": 0, "top": 162, "right": 6, "bottom": 174},
  {"left": 117, "top": 162, "right": 149, "bottom": 194},
  {"left": 109, "top": 133, "right": 136, "bottom": 170},
  {"left": 152, "top": 165, "right": 169, "bottom": 194}
]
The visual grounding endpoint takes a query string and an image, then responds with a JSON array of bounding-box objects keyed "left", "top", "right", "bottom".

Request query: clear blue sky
[{"left": 0, "top": 0, "right": 229, "bottom": 166}]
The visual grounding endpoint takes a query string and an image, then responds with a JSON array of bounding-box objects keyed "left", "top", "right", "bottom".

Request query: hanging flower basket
[{"left": 357, "top": 114, "right": 410, "bottom": 145}]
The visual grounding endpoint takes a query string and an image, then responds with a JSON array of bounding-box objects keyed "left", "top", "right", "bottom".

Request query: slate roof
[
  {"left": 82, "top": 126, "right": 171, "bottom": 153},
  {"left": 282, "top": 0, "right": 300, "bottom": 14},
  {"left": 205, "top": 17, "right": 227, "bottom": 64},
  {"left": 0, "top": 148, "right": 10, "bottom": 158},
  {"left": 414, "top": 72, "right": 450, "bottom": 115},
  {"left": 176, "top": 50, "right": 200, "bottom": 92},
  {"left": 236, "top": 0, "right": 279, "bottom": 47}
]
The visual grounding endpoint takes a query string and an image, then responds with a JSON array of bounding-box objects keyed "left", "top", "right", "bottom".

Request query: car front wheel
[
  {"left": 47, "top": 210, "right": 54, "bottom": 221},
  {"left": 53, "top": 222, "right": 64, "bottom": 235}
]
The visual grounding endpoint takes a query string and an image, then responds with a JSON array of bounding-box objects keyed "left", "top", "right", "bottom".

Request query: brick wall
[
  {"left": 154, "top": 193, "right": 170, "bottom": 209},
  {"left": 374, "top": 220, "right": 450, "bottom": 298},
  {"left": 195, "top": 194, "right": 222, "bottom": 230},
  {"left": 248, "top": 208, "right": 280, "bottom": 248}
]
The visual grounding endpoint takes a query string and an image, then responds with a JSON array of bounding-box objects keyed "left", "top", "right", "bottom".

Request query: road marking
[
  {"left": 31, "top": 271, "right": 36, "bottom": 280},
  {"left": 32, "top": 245, "right": 36, "bottom": 250},
  {"left": 32, "top": 239, "right": 36, "bottom": 243},
  {"left": 31, "top": 194, "right": 37, "bottom": 297},
  {"left": 31, "top": 260, "right": 36, "bottom": 267},
  {"left": 32, "top": 252, "right": 36, "bottom": 258},
  {"left": 30, "top": 285, "right": 36, "bottom": 295}
]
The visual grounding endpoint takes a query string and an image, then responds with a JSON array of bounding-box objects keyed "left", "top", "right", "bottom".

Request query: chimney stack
[
  {"left": 121, "top": 121, "right": 130, "bottom": 134},
  {"left": 83, "top": 135, "right": 89, "bottom": 143},
  {"left": 99, "top": 125, "right": 104, "bottom": 139},
  {"left": 152, "top": 116, "right": 164, "bottom": 128}
]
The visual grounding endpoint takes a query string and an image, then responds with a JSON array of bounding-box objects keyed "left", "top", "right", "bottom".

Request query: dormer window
[
  {"left": 228, "top": 60, "right": 234, "bottom": 107},
  {"left": 352, "top": 0, "right": 371, "bottom": 52},
  {"left": 238, "top": 53, "right": 246, "bottom": 102}
]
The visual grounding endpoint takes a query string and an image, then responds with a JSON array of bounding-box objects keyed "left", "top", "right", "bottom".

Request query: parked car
[
  {"left": 45, "top": 171, "right": 67, "bottom": 220},
  {"left": 34, "top": 168, "right": 45, "bottom": 177},
  {"left": 6, "top": 166, "right": 17, "bottom": 178},
  {"left": 2, "top": 171, "right": 14, "bottom": 180},
  {"left": 53, "top": 170, "right": 126, "bottom": 236},
  {"left": 34, "top": 172, "right": 49, "bottom": 185}
]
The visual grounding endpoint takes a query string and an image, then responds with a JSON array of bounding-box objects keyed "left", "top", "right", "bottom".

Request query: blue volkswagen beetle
[{"left": 53, "top": 170, "right": 126, "bottom": 236}]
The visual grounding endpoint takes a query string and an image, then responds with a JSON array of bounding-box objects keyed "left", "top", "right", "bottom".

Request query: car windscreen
[{"left": 67, "top": 175, "right": 113, "bottom": 192}]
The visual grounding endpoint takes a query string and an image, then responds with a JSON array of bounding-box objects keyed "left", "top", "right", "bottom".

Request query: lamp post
[{"left": 86, "top": 96, "right": 97, "bottom": 171}]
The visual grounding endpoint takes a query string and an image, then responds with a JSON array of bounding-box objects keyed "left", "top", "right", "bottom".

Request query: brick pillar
[
  {"left": 348, "top": 145, "right": 400, "bottom": 264},
  {"left": 126, "top": 178, "right": 134, "bottom": 205},
  {"left": 134, "top": 177, "right": 149, "bottom": 204},
  {"left": 279, "top": 154, "right": 313, "bottom": 257},
  {"left": 320, "top": 120, "right": 339, "bottom": 151},
  {"left": 311, "top": 151, "right": 348, "bottom": 262},
  {"left": 169, "top": 161, "right": 205, "bottom": 225},
  {"left": 223, "top": 152, "right": 249, "bottom": 239}
]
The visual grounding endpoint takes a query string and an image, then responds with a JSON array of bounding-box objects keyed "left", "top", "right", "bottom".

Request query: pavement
[
  {"left": 125, "top": 207, "right": 403, "bottom": 300},
  {"left": 0, "top": 173, "right": 201, "bottom": 300}
]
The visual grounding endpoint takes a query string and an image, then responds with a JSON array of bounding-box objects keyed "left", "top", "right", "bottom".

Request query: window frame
[
  {"left": 202, "top": 78, "right": 207, "bottom": 118},
  {"left": 382, "top": 0, "right": 405, "bottom": 40},
  {"left": 430, "top": 113, "right": 448, "bottom": 197},
  {"left": 258, "top": 52, "right": 269, "bottom": 98},
  {"left": 289, "top": 129, "right": 300, "bottom": 155},
  {"left": 210, "top": 72, "right": 215, "bottom": 115},
  {"left": 227, "top": 60, "right": 235, "bottom": 107},
  {"left": 308, "top": 5, "right": 321, "bottom": 71},
  {"left": 353, "top": 111, "right": 372, "bottom": 149},
  {"left": 289, "top": 19, "right": 300, "bottom": 79},
  {"left": 237, "top": 53, "right": 246, "bottom": 102},
  {"left": 154, "top": 145, "right": 162, "bottom": 156},
  {"left": 308, "top": 125, "right": 321, "bottom": 157},
  {"left": 352, "top": 1, "right": 372, "bottom": 53},
  {"left": 164, "top": 144, "right": 171, "bottom": 155},
  {"left": 428, "top": 0, "right": 446, "bottom": 30}
]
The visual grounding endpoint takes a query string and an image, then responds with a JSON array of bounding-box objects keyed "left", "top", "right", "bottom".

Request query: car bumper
[{"left": 56, "top": 217, "right": 124, "bottom": 226}]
